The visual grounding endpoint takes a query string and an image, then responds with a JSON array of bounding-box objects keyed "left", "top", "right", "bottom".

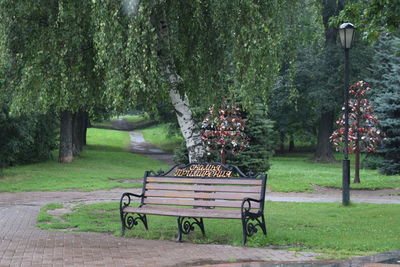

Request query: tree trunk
[
  {"left": 83, "top": 111, "right": 88, "bottom": 146},
  {"left": 279, "top": 132, "right": 285, "bottom": 154},
  {"left": 59, "top": 110, "right": 73, "bottom": 163},
  {"left": 289, "top": 135, "right": 295, "bottom": 152},
  {"left": 154, "top": 11, "right": 205, "bottom": 163},
  {"left": 220, "top": 150, "right": 226, "bottom": 164},
  {"left": 354, "top": 122, "right": 361, "bottom": 183},
  {"left": 313, "top": 0, "right": 344, "bottom": 163},
  {"left": 354, "top": 150, "right": 360, "bottom": 183},
  {"left": 313, "top": 111, "right": 336, "bottom": 162},
  {"left": 169, "top": 89, "right": 205, "bottom": 162},
  {"left": 72, "top": 111, "right": 84, "bottom": 156}
]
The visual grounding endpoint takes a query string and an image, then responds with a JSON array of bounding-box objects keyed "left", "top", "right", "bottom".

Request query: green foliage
[
  {"left": 0, "top": 0, "right": 100, "bottom": 114},
  {"left": 370, "top": 33, "right": 400, "bottom": 175},
  {"left": 38, "top": 201, "right": 400, "bottom": 257},
  {"left": 173, "top": 141, "right": 190, "bottom": 165},
  {"left": 269, "top": 1, "right": 374, "bottom": 156},
  {"left": 91, "top": 0, "right": 166, "bottom": 113},
  {"left": 362, "top": 154, "right": 384, "bottom": 170},
  {"left": 0, "top": 128, "right": 168, "bottom": 192},
  {"left": 0, "top": 108, "right": 58, "bottom": 169},
  {"left": 228, "top": 102, "right": 276, "bottom": 174},
  {"left": 92, "top": 0, "right": 304, "bottom": 112},
  {"left": 331, "top": 0, "right": 400, "bottom": 41}
]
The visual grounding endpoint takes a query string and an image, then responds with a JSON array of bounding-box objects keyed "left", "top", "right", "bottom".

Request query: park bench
[{"left": 119, "top": 162, "right": 267, "bottom": 245}]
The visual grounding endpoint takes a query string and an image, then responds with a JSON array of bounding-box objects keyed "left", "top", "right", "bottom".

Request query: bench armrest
[
  {"left": 120, "top": 192, "right": 143, "bottom": 211},
  {"left": 241, "top": 197, "right": 262, "bottom": 216}
]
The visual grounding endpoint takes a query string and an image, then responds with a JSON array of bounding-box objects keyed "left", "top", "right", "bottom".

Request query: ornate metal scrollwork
[
  {"left": 120, "top": 192, "right": 147, "bottom": 236},
  {"left": 241, "top": 198, "right": 267, "bottom": 245},
  {"left": 123, "top": 213, "right": 148, "bottom": 230},
  {"left": 241, "top": 198, "right": 252, "bottom": 213},
  {"left": 241, "top": 214, "right": 267, "bottom": 245},
  {"left": 243, "top": 216, "right": 263, "bottom": 237},
  {"left": 177, "top": 217, "right": 205, "bottom": 241},
  {"left": 120, "top": 193, "right": 132, "bottom": 210}
]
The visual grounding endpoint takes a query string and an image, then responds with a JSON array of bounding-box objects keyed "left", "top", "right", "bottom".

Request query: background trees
[
  {"left": 0, "top": 1, "right": 99, "bottom": 162},
  {"left": 370, "top": 33, "right": 400, "bottom": 175},
  {"left": 0, "top": 0, "right": 398, "bottom": 176}
]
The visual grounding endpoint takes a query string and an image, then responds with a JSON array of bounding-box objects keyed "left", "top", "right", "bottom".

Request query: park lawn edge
[
  {"left": 36, "top": 201, "right": 400, "bottom": 259},
  {"left": 0, "top": 128, "right": 169, "bottom": 192}
]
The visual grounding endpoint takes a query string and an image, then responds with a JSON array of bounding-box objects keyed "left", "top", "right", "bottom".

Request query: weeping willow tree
[
  {"left": 0, "top": 0, "right": 101, "bottom": 162},
  {"left": 1, "top": 0, "right": 301, "bottom": 163},
  {"left": 92, "top": 0, "right": 300, "bottom": 162}
]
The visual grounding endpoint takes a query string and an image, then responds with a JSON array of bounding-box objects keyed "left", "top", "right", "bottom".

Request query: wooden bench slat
[
  {"left": 143, "top": 198, "right": 260, "bottom": 209},
  {"left": 145, "top": 190, "right": 260, "bottom": 200},
  {"left": 123, "top": 206, "right": 242, "bottom": 219},
  {"left": 147, "top": 177, "right": 262, "bottom": 185},
  {"left": 146, "top": 183, "right": 261, "bottom": 193}
]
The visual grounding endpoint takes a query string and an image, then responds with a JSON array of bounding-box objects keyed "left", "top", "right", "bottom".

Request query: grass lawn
[
  {"left": 136, "top": 123, "right": 399, "bottom": 192},
  {"left": 138, "top": 123, "right": 183, "bottom": 152},
  {"left": 0, "top": 122, "right": 398, "bottom": 193},
  {"left": 37, "top": 201, "right": 400, "bottom": 259},
  {"left": 0, "top": 128, "right": 168, "bottom": 192},
  {"left": 269, "top": 153, "right": 400, "bottom": 192}
]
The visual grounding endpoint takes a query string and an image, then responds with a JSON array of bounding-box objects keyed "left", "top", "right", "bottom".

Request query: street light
[{"left": 339, "top": 22, "right": 355, "bottom": 206}]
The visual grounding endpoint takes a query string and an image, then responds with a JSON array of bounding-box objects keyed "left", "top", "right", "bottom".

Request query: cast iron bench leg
[
  {"left": 261, "top": 214, "right": 267, "bottom": 235},
  {"left": 121, "top": 213, "right": 148, "bottom": 236},
  {"left": 177, "top": 217, "right": 206, "bottom": 242}
]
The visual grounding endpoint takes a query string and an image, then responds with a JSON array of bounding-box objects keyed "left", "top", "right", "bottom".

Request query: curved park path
[{"left": 0, "top": 129, "right": 398, "bottom": 266}]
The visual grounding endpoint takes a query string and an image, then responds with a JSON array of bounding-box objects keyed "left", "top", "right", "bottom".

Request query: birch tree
[{"left": 93, "top": 0, "right": 299, "bottom": 162}]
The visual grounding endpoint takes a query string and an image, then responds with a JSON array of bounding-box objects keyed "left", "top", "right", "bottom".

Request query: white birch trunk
[
  {"left": 154, "top": 13, "right": 205, "bottom": 162},
  {"left": 169, "top": 88, "right": 205, "bottom": 163}
]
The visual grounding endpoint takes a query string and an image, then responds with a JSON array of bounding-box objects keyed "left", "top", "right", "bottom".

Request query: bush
[
  {"left": 173, "top": 141, "right": 189, "bottom": 164},
  {"left": 361, "top": 154, "right": 384, "bottom": 170},
  {"left": 0, "top": 109, "right": 58, "bottom": 169},
  {"left": 227, "top": 103, "right": 276, "bottom": 174}
]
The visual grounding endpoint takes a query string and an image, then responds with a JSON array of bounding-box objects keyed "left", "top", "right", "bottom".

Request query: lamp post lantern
[{"left": 339, "top": 22, "right": 355, "bottom": 206}]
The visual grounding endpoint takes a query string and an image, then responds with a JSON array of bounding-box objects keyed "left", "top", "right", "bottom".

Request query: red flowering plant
[
  {"left": 201, "top": 104, "right": 249, "bottom": 164},
  {"left": 330, "top": 81, "right": 385, "bottom": 183}
]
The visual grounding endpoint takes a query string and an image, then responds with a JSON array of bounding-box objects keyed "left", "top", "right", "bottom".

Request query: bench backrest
[{"left": 140, "top": 163, "right": 267, "bottom": 212}]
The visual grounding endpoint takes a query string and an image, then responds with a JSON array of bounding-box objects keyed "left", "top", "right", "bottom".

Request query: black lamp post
[{"left": 338, "top": 22, "right": 355, "bottom": 206}]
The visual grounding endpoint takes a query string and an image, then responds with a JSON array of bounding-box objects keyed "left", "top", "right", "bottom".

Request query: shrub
[
  {"left": 0, "top": 108, "right": 58, "bottom": 170},
  {"left": 361, "top": 154, "right": 384, "bottom": 170}
]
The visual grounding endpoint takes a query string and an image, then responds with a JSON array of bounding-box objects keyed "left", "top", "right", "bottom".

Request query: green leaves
[
  {"left": 1, "top": 0, "right": 309, "bottom": 115},
  {"left": 331, "top": 0, "right": 400, "bottom": 41},
  {"left": 1, "top": 0, "right": 99, "bottom": 114}
]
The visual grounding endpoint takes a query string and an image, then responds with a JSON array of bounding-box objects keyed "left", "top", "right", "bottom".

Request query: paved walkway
[
  {"left": 129, "top": 131, "right": 175, "bottom": 166},
  {"left": 0, "top": 190, "right": 323, "bottom": 267},
  {"left": 1, "top": 188, "right": 399, "bottom": 266}
]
